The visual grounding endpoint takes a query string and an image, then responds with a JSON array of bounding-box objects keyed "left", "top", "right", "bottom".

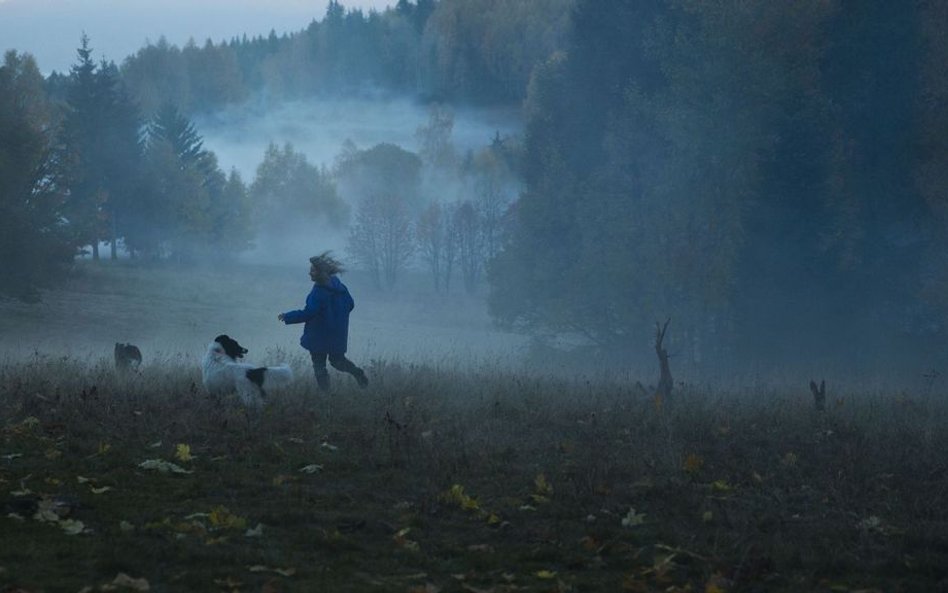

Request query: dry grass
[{"left": 2, "top": 353, "right": 948, "bottom": 592}]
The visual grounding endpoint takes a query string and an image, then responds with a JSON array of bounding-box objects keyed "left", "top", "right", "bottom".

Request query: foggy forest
[{"left": 2, "top": 1, "right": 948, "bottom": 591}]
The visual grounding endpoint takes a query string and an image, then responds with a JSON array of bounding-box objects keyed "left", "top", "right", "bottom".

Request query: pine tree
[{"left": 0, "top": 51, "right": 73, "bottom": 300}]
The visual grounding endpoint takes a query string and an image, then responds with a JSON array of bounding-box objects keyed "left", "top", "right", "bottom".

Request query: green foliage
[
  {"left": 117, "top": 0, "right": 573, "bottom": 114},
  {"left": 59, "top": 36, "right": 145, "bottom": 260},
  {"left": 127, "top": 106, "right": 252, "bottom": 260},
  {"left": 491, "top": 0, "right": 948, "bottom": 367},
  {"left": 0, "top": 51, "right": 73, "bottom": 301},
  {"left": 250, "top": 142, "right": 348, "bottom": 230},
  {"left": 336, "top": 142, "right": 422, "bottom": 213}
]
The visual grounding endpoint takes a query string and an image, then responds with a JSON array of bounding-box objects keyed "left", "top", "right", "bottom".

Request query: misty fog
[{"left": 196, "top": 96, "right": 521, "bottom": 181}]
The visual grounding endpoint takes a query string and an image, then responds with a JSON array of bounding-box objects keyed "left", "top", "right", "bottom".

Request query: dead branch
[
  {"left": 809, "top": 379, "right": 825, "bottom": 412},
  {"left": 655, "top": 318, "right": 673, "bottom": 401}
]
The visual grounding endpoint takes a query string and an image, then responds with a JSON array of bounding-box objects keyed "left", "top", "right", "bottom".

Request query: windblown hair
[{"left": 309, "top": 251, "right": 345, "bottom": 285}]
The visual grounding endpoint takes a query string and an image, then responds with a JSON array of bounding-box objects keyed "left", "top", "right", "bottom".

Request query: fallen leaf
[
  {"left": 245, "top": 523, "right": 264, "bottom": 537},
  {"left": 248, "top": 565, "right": 296, "bottom": 577},
  {"left": 683, "top": 454, "right": 704, "bottom": 474},
  {"left": 91, "top": 486, "right": 112, "bottom": 494},
  {"left": 442, "top": 484, "right": 479, "bottom": 511},
  {"left": 320, "top": 442, "right": 339, "bottom": 452},
  {"left": 138, "top": 459, "right": 193, "bottom": 474},
  {"left": 299, "top": 464, "right": 323, "bottom": 474},
  {"left": 209, "top": 506, "right": 247, "bottom": 530},
  {"left": 111, "top": 572, "right": 150, "bottom": 591},
  {"left": 621, "top": 508, "right": 646, "bottom": 527},
  {"left": 174, "top": 444, "right": 193, "bottom": 463},
  {"left": 534, "top": 570, "right": 557, "bottom": 579},
  {"left": 534, "top": 473, "right": 553, "bottom": 496},
  {"left": 60, "top": 519, "right": 86, "bottom": 535}
]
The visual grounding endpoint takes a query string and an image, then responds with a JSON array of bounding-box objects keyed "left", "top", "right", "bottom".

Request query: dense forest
[{"left": 2, "top": 0, "right": 947, "bottom": 374}]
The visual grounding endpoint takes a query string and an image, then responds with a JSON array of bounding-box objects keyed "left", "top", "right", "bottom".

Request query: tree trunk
[
  {"left": 110, "top": 215, "right": 118, "bottom": 260},
  {"left": 655, "top": 318, "right": 673, "bottom": 401}
]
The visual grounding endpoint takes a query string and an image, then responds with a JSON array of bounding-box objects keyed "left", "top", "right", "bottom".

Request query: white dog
[{"left": 202, "top": 334, "right": 293, "bottom": 406}]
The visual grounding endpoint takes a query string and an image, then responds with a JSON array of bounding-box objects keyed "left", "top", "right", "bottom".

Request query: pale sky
[{"left": 0, "top": 0, "right": 393, "bottom": 74}]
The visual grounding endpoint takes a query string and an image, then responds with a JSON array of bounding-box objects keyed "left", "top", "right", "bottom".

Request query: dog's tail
[{"left": 259, "top": 364, "right": 293, "bottom": 389}]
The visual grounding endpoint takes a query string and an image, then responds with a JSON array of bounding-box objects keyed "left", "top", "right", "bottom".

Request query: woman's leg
[
  {"left": 310, "top": 351, "right": 331, "bottom": 391},
  {"left": 328, "top": 353, "right": 369, "bottom": 387}
]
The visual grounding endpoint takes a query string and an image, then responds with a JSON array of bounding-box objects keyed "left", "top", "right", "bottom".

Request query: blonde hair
[{"left": 309, "top": 251, "right": 344, "bottom": 285}]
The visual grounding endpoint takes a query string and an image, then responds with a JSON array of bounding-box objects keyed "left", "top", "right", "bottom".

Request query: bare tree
[
  {"left": 655, "top": 319, "right": 673, "bottom": 402},
  {"left": 416, "top": 201, "right": 456, "bottom": 292},
  {"left": 470, "top": 150, "right": 514, "bottom": 262},
  {"left": 453, "top": 200, "right": 484, "bottom": 294},
  {"left": 347, "top": 192, "right": 414, "bottom": 290}
]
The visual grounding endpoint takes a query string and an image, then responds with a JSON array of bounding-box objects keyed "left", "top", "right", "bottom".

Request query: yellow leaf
[
  {"left": 711, "top": 480, "right": 733, "bottom": 493},
  {"left": 174, "top": 444, "right": 193, "bottom": 463},
  {"left": 209, "top": 506, "right": 247, "bottom": 530},
  {"left": 98, "top": 442, "right": 111, "bottom": 455},
  {"left": 534, "top": 570, "right": 557, "bottom": 579},
  {"left": 534, "top": 473, "right": 553, "bottom": 496},
  {"left": 442, "top": 484, "right": 480, "bottom": 512},
  {"left": 486, "top": 513, "right": 501, "bottom": 525},
  {"left": 682, "top": 454, "right": 704, "bottom": 474},
  {"left": 653, "top": 394, "right": 664, "bottom": 411}
]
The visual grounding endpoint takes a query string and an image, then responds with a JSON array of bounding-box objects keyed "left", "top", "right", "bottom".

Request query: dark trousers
[{"left": 310, "top": 351, "right": 364, "bottom": 391}]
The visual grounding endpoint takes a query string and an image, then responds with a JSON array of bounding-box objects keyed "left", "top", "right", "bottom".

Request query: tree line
[
  {"left": 488, "top": 0, "right": 948, "bottom": 371},
  {"left": 48, "top": 0, "right": 571, "bottom": 117},
  {"left": 5, "top": 0, "right": 948, "bottom": 374},
  {"left": 0, "top": 35, "right": 519, "bottom": 300}
]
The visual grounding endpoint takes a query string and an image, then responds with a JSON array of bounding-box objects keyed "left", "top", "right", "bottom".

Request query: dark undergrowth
[{"left": 2, "top": 354, "right": 948, "bottom": 592}]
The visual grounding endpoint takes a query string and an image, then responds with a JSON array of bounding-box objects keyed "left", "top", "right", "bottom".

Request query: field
[{"left": 2, "top": 264, "right": 948, "bottom": 592}]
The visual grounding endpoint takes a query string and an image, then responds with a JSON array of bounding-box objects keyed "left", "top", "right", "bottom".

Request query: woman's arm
[{"left": 281, "top": 288, "right": 323, "bottom": 324}]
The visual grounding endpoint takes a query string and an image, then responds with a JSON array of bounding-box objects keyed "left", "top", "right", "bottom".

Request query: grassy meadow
[{"left": 1, "top": 263, "right": 947, "bottom": 592}]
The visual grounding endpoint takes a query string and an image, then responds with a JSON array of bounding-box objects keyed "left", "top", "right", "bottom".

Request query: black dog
[{"left": 114, "top": 342, "right": 142, "bottom": 372}]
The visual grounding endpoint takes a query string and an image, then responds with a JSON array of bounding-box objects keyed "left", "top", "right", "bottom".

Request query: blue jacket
[{"left": 282, "top": 276, "right": 355, "bottom": 353}]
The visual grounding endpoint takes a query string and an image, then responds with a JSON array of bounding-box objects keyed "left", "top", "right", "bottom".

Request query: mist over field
[{"left": 197, "top": 97, "right": 522, "bottom": 180}]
